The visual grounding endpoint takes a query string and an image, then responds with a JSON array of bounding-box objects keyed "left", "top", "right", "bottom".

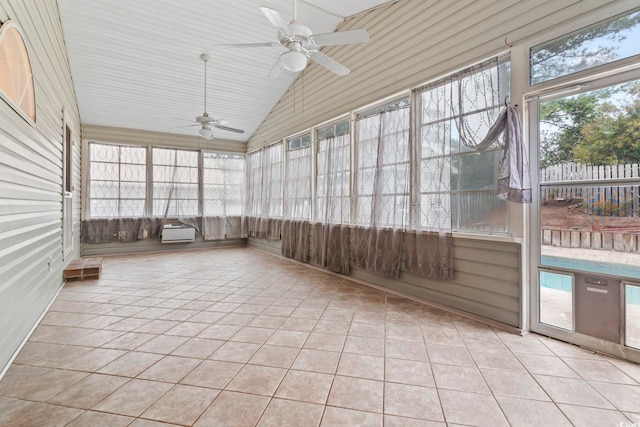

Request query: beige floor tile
[
  {"left": 387, "top": 339, "right": 429, "bottom": 362},
  {"left": 0, "top": 398, "right": 84, "bottom": 427},
  {"left": 261, "top": 305, "right": 296, "bottom": 316},
  {"left": 384, "top": 415, "right": 445, "bottom": 426},
  {"left": 534, "top": 375, "right": 615, "bottom": 409},
  {"left": 321, "top": 406, "right": 382, "bottom": 426},
  {"left": 275, "top": 369, "right": 333, "bottom": 404},
  {"left": 132, "top": 319, "right": 181, "bottom": 335},
  {"left": 226, "top": 364, "right": 287, "bottom": 396},
  {"left": 0, "top": 366, "right": 88, "bottom": 401},
  {"left": 496, "top": 397, "right": 571, "bottom": 426},
  {"left": 210, "top": 341, "right": 261, "bottom": 363},
  {"left": 481, "top": 369, "right": 550, "bottom": 400},
  {"left": 624, "top": 411, "right": 640, "bottom": 424},
  {"left": 257, "top": 398, "right": 324, "bottom": 427},
  {"left": 106, "top": 317, "right": 153, "bottom": 332},
  {"left": 230, "top": 326, "right": 276, "bottom": 344},
  {"left": 92, "top": 379, "right": 173, "bottom": 416},
  {"left": 98, "top": 351, "right": 164, "bottom": 377},
  {"left": 421, "top": 328, "right": 465, "bottom": 347},
  {"left": 197, "top": 324, "right": 243, "bottom": 340},
  {"left": 163, "top": 321, "right": 210, "bottom": 337},
  {"left": 343, "top": 336, "right": 385, "bottom": 357},
  {"left": 337, "top": 353, "right": 384, "bottom": 381},
  {"left": 279, "top": 317, "right": 317, "bottom": 332},
  {"left": 249, "top": 344, "right": 299, "bottom": 368},
  {"left": 47, "top": 373, "right": 128, "bottom": 408},
  {"left": 21, "top": 344, "right": 92, "bottom": 369},
  {"left": 589, "top": 381, "right": 640, "bottom": 412},
  {"left": 218, "top": 312, "right": 257, "bottom": 326},
  {"left": 170, "top": 337, "right": 225, "bottom": 358},
  {"left": 129, "top": 418, "right": 181, "bottom": 426},
  {"left": 194, "top": 391, "right": 269, "bottom": 427},
  {"left": 386, "top": 324, "right": 424, "bottom": 342},
  {"left": 266, "top": 329, "right": 310, "bottom": 348},
  {"left": 439, "top": 389, "right": 509, "bottom": 426},
  {"left": 188, "top": 310, "right": 226, "bottom": 323},
  {"left": 385, "top": 358, "right": 435, "bottom": 387},
  {"left": 141, "top": 384, "right": 220, "bottom": 425},
  {"left": 327, "top": 376, "right": 383, "bottom": 413},
  {"left": 65, "top": 410, "right": 134, "bottom": 427},
  {"left": 305, "top": 332, "right": 346, "bottom": 352},
  {"left": 322, "top": 309, "right": 354, "bottom": 322},
  {"left": 497, "top": 334, "right": 555, "bottom": 356},
  {"left": 292, "top": 349, "right": 341, "bottom": 374},
  {"left": 249, "top": 315, "right": 287, "bottom": 328},
  {"left": 137, "top": 355, "right": 200, "bottom": 383},
  {"left": 348, "top": 322, "right": 385, "bottom": 339},
  {"left": 102, "top": 331, "right": 157, "bottom": 350},
  {"left": 469, "top": 348, "right": 526, "bottom": 372},
  {"left": 12, "top": 342, "right": 63, "bottom": 365},
  {"left": 558, "top": 403, "right": 630, "bottom": 427},
  {"left": 384, "top": 382, "right": 443, "bottom": 421},
  {"left": 431, "top": 363, "right": 491, "bottom": 394},
  {"left": 423, "top": 338, "right": 469, "bottom": 362},
  {"left": 135, "top": 335, "right": 189, "bottom": 354},
  {"left": 515, "top": 353, "right": 580, "bottom": 378},
  {"left": 181, "top": 360, "right": 243, "bottom": 389},
  {"left": 563, "top": 357, "right": 636, "bottom": 384},
  {"left": 314, "top": 320, "right": 350, "bottom": 335}
]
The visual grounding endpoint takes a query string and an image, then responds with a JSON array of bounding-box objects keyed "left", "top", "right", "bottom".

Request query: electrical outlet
[{"left": 47, "top": 255, "right": 52, "bottom": 272}]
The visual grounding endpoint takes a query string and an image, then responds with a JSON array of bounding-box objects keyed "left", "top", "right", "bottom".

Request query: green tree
[{"left": 573, "top": 84, "right": 640, "bottom": 165}]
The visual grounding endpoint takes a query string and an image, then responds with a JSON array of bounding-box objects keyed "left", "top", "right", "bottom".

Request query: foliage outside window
[
  {"left": 530, "top": 9, "right": 640, "bottom": 85},
  {"left": 152, "top": 148, "right": 199, "bottom": 217},
  {"left": 89, "top": 143, "right": 146, "bottom": 218},
  {"left": 284, "top": 134, "right": 312, "bottom": 220},
  {"left": 203, "top": 152, "right": 244, "bottom": 216},
  {"left": 0, "top": 21, "right": 35, "bottom": 122}
]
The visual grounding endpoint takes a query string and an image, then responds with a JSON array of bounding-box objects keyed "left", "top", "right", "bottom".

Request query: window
[
  {"left": 264, "top": 143, "right": 284, "bottom": 218},
  {"left": 316, "top": 121, "right": 350, "bottom": 223},
  {"left": 284, "top": 134, "right": 312, "bottom": 220},
  {"left": 530, "top": 8, "right": 640, "bottom": 85},
  {"left": 203, "top": 152, "right": 244, "bottom": 216},
  {"left": 355, "top": 99, "right": 410, "bottom": 227},
  {"left": 0, "top": 21, "right": 35, "bottom": 122},
  {"left": 89, "top": 143, "right": 146, "bottom": 218},
  {"left": 245, "top": 150, "right": 263, "bottom": 217},
  {"left": 152, "top": 148, "right": 198, "bottom": 216},
  {"left": 414, "top": 58, "right": 509, "bottom": 233}
]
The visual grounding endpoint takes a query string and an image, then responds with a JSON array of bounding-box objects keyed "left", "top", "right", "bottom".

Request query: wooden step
[{"left": 64, "top": 257, "right": 103, "bottom": 281}]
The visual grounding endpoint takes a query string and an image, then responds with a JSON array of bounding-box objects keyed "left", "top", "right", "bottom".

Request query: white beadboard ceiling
[{"left": 57, "top": 0, "right": 395, "bottom": 142}]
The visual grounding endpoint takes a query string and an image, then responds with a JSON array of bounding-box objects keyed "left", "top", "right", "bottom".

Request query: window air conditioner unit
[{"left": 161, "top": 224, "right": 195, "bottom": 243}]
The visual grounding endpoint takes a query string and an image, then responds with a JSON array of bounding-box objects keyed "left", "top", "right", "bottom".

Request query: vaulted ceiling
[{"left": 58, "top": 0, "right": 396, "bottom": 143}]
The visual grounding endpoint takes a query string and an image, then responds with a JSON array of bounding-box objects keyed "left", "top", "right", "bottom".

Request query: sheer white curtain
[
  {"left": 202, "top": 152, "right": 245, "bottom": 240},
  {"left": 352, "top": 103, "right": 410, "bottom": 278},
  {"left": 314, "top": 126, "right": 351, "bottom": 274},
  {"left": 282, "top": 141, "right": 311, "bottom": 261},
  {"left": 244, "top": 149, "right": 263, "bottom": 237},
  {"left": 259, "top": 143, "right": 283, "bottom": 240}
]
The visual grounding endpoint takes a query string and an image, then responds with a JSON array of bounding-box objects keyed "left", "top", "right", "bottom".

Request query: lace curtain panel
[
  {"left": 352, "top": 106, "right": 410, "bottom": 278},
  {"left": 244, "top": 146, "right": 283, "bottom": 241},
  {"left": 313, "top": 131, "right": 351, "bottom": 274}
]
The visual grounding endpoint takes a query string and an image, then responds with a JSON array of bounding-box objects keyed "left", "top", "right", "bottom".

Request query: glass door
[{"left": 531, "top": 77, "right": 640, "bottom": 351}]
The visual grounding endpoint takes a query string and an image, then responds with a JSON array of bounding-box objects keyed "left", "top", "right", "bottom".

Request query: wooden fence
[{"left": 541, "top": 162, "right": 640, "bottom": 218}]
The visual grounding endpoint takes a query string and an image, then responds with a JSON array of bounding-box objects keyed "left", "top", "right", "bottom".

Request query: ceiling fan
[
  {"left": 217, "top": 0, "right": 369, "bottom": 77},
  {"left": 179, "top": 54, "right": 244, "bottom": 139}
]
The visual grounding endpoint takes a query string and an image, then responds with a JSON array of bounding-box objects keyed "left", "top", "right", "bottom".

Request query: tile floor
[{"left": 1, "top": 247, "right": 640, "bottom": 426}]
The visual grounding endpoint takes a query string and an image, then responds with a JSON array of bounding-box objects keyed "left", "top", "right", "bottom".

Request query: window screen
[
  {"left": 152, "top": 148, "right": 199, "bottom": 216},
  {"left": 203, "top": 152, "right": 244, "bottom": 216}
]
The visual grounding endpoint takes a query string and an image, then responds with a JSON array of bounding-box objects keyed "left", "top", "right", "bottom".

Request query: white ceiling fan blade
[
  {"left": 173, "top": 124, "right": 200, "bottom": 128},
  {"left": 268, "top": 53, "right": 286, "bottom": 78},
  {"left": 259, "top": 6, "right": 292, "bottom": 34},
  {"left": 214, "top": 124, "right": 245, "bottom": 134},
  {"left": 311, "top": 29, "right": 369, "bottom": 46},
  {"left": 215, "top": 42, "right": 280, "bottom": 48},
  {"left": 310, "top": 51, "right": 350, "bottom": 76}
]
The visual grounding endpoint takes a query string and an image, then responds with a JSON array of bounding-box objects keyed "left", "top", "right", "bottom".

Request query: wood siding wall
[
  {"left": 247, "top": 0, "right": 628, "bottom": 150},
  {"left": 0, "top": 1, "right": 81, "bottom": 373},
  {"left": 248, "top": 236, "right": 521, "bottom": 327}
]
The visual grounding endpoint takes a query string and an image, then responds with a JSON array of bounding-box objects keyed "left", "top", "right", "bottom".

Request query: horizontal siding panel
[
  {"left": 81, "top": 238, "right": 245, "bottom": 257},
  {"left": 248, "top": 0, "right": 624, "bottom": 149},
  {"left": 0, "top": 0, "right": 81, "bottom": 374}
]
